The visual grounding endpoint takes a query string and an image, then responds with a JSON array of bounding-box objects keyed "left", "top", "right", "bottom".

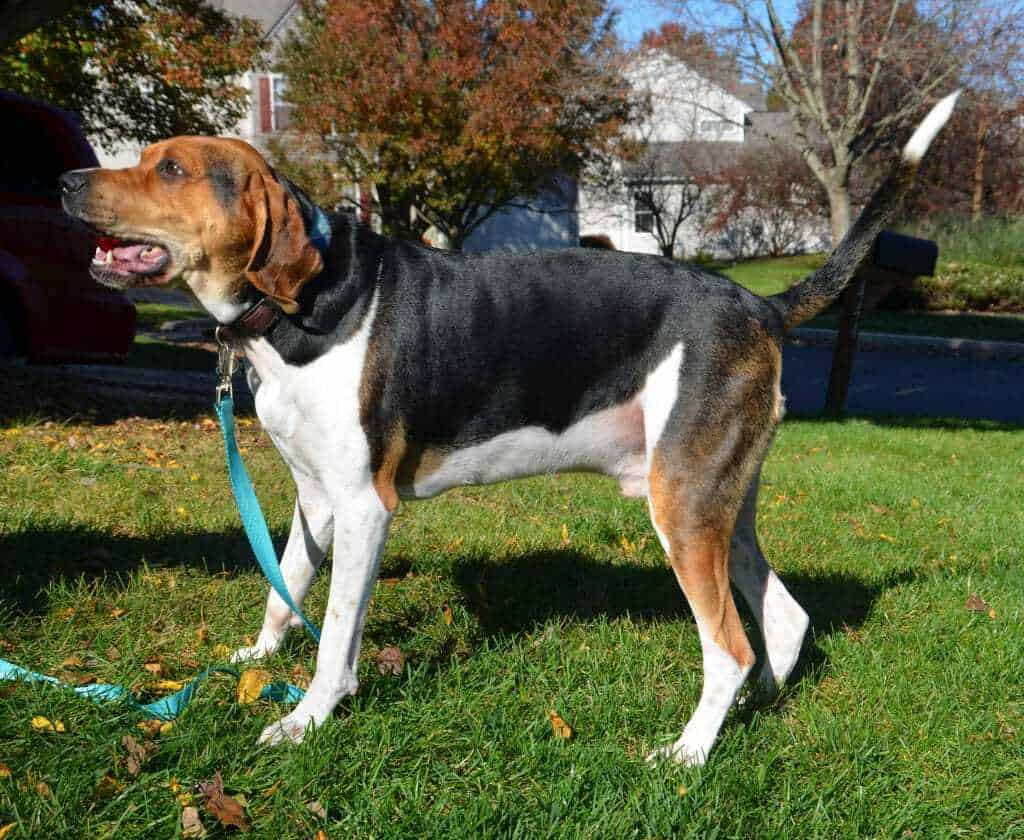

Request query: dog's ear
[{"left": 244, "top": 172, "right": 323, "bottom": 314}]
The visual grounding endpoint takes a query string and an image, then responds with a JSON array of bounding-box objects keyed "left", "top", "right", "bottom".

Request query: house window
[
  {"left": 258, "top": 74, "right": 294, "bottom": 133},
  {"left": 700, "top": 119, "right": 731, "bottom": 133},
  {"left": 634, "top": 190, "right": 654, "bottom": 233},
  {"left": 271, "top": 75, "right": 293, "bottom": 131}
]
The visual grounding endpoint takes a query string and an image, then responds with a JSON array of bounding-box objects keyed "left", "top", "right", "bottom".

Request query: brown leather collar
[{"left": 216, "top": 298, "right": 281, "bottom": 342}]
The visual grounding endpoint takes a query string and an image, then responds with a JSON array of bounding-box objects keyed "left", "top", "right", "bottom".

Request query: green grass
[
  {"left": 133, "top": 303, "right": 203, "bottom": 332},
  {"left": 125, "top": 336, "right": 216, "bottom": 372},
  {"left": 901, "top": 216, "right": 1024, "bottom": 269},
  {"left": 717, "top": 256, "right": 1024, "bottom": 342},
  {"left": 1, "top": 413, "right": 1022, "bottom": 837}
]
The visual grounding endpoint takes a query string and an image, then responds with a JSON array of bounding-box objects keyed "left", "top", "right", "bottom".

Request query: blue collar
[{"left": 309, "top": 204, "right": 332, "bottom": 258}]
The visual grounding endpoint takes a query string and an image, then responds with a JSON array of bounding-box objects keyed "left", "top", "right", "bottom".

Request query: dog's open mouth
[{"left": 90, "top": 237, "right": 172, "bottom": 289}]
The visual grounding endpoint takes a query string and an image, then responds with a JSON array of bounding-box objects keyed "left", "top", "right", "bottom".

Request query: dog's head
[{"left": 60, "top": 137, "right": 323, "bottom": 316}]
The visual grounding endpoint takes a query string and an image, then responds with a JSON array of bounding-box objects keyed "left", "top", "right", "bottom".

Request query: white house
[{"left": 579, "top": 50, "right": 828, "bottom": 258}]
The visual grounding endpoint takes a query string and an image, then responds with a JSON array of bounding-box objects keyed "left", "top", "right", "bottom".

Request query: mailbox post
[{"left": 823, "top": 230, "right": 938, "bottom": 416}]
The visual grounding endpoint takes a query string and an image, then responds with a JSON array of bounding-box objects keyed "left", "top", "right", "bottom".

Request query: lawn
[{"left": 1, "top": 406, "right": 1021, "bottom": 837}]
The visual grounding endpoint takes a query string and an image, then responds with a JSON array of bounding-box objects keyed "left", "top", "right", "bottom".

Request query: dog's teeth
[{"left": 105, "top": 250, "right": 113, "bottom": 264}]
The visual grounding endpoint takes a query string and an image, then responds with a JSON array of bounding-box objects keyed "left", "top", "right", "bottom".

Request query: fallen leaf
[
  {"left": 31, "top": 716, "right": 65, "bottom": 733},
  {"left": 441, "top": 603, "right": 453, "bottom": 626},
  {"left": 36, "top": 780, "right": 52, "bottom": 798},
  {"left": 878, "top": 533, "right": 897, "bottom": 543},
  {"left": 307, "top": 799, "right": 327, "bottom": 820},
  {"left": 109, "top": 608, "right": 127, "bottom": 619},
  {"left": 261, "top": 781, "right": 281, "bottom": 799},
  {"left": 236, "top": 669, "right": 271, "bottom": 705},
  {"left": 678, "top": 784, "right": 688, "bottom": 797},
  {"left": 966, "top": 593, "right": 990, "bottom": 613},
  {"left": 375, "top": 646, "right": 405, "bottom": 676},
  {"left": 61, "top": 655, "right": 84, "bottom": 669},
  {"left": 153, "top": 679, "right": 187, "bottom": 692},
  {"left": 0, "top": 824, "right": 15, "bottom": 839},
  {"left": 314, "top": 832, "right": 328, "bottom": 840},
  {"left": 195, "top": 625, "right": 209, "bottom": 644},
  {"left": 198, "top": 772, "right": 251, "bottom": 832},
  {"left": 137, "top": 719, "right": 163, "bottom": 737},
  {"left": 212, "top": 644, "right": 232, "bottom": 659},
  {"left": 169, "top": 777, "right": 193, "bottom": 806},
  {"left": 143, "top": 662, "right": 163, "bottom": 676},
  {"left": 181, "top": 805, "right": 206, "bottom": 838},
  {"left": 290, "top": 663, "right": 311, "bottom": 690},
  {"left": 549, "top": 710, "right": 573, "bottom": 740},
  {"left": 560, "top": 523, "right": 570, "bottom": 546},
  {"left": 96, "top": 774, "right": 125, "bottom": 799},
  {"left": 160, "top": 721, "right": 174, "bottom": 736},
  {"left": 56, "top": 607, "right": 76, "bottom": 620},
  {"left": 0, "top": 762, "right": 10, "bottom": 778},
  {"left": 106, "top": 645, "right": 121, "bottom": 661},
  {"left": 121, "top": 735, "right": 154, "bottom": 777}
]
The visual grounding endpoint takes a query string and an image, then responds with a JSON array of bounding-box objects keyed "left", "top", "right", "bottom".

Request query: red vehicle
[{"left": 0, "top": 91, "right": 135, "bottom": 363}]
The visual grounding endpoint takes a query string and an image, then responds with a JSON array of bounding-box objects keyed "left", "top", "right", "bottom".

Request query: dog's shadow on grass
[
  {"left": 3, "top": 525, "right": 906, "bottom": 707},
  {"left": 447, "top": 549, "right": 912, "bottom": 699}
]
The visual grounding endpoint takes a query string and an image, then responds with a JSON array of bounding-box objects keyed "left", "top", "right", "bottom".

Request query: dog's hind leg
[
  {"left": 232, "top": 470, "right": 334, "bottom": 663},
  {"left": 642, "top": 336, "right": 781, "bottom": 765},
  {"left": 729, "top": 469, "right": 809, "bottom": 695},
  {"left": 259, "top": 481, "right": 391, "bottom": 745}
]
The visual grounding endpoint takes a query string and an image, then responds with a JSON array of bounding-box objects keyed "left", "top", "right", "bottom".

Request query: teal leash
[{"left": 0, "top": 337, "right": 321, "bottom": 719}]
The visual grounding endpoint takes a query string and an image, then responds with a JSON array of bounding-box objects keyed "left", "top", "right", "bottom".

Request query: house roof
[{"left": 208, "top": 0, "right": 298, "bottom": 43}]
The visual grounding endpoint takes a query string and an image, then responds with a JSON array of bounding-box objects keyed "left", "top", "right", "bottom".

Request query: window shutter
[{"left": 258, "top": 76, "right": 272, "bottom": 134}]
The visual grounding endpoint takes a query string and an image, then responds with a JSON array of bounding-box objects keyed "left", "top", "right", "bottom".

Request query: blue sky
[{"left": 614, "top": 0, "right": 801, "bottom": 46}]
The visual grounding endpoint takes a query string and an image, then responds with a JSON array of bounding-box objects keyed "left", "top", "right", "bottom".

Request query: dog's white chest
[{"left": 242, "top": 297, "right": 377, "bottom": 481}]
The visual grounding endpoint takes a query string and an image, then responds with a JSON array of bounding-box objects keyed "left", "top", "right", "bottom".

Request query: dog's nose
[{"left": 59, "top": 170, "right": 90, "bottom": 196}]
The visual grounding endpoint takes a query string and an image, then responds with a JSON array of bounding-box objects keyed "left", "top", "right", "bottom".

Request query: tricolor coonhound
[{"left": 60, "top": 92, "right": 958, "bottom": 764}]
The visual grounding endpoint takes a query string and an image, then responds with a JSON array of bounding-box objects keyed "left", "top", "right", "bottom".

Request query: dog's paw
[
  {"left": 646, "top": 740, "right": 707, "bottom": 767},
  {"left": 259, "top": 712, "right": 315, "bottom": 746},
  {"left": 229, "top": 643, "right": 273, "bottom": 664}
]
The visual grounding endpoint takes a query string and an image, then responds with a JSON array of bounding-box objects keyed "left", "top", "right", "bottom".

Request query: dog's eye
[{"left": 157, "top": 158, "right": 187, "bottom": 180}]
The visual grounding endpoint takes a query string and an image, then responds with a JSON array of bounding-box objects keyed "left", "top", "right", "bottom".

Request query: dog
[{"left": 60, "top": 92, "right": 958, "bottom": 764}]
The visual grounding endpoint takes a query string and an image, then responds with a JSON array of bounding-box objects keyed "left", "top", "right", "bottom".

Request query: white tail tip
[{"left": 903, "top": 90, "right": 961, "bottom": 164}]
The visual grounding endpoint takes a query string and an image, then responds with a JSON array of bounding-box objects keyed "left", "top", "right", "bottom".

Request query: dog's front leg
[
  {"left": 232, "top": 471, "right": 334, "bottom": 663},
  {"left": 259, "top": 482, "right": 391, "bottom": 746}
]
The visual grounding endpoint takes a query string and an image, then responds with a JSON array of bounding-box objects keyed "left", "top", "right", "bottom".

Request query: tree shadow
[{"left": 0, "top": 523, "right": 270, "bottom": 615}]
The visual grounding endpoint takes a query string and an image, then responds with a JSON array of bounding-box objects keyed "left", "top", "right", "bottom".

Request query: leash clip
[{"left": 214, "top": 326, "right": 236, "bottom": 403}]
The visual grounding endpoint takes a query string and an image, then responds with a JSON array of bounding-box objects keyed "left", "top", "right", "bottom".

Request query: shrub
[
  {"left": 918, "top": 262, "right": 1024, "bottom": 312},
  {"left": 901, "top": 216, "right": 1024, "bottom": 269}
]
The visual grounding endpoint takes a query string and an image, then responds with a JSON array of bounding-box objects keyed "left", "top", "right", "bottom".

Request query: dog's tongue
[{"left": 111, "top": 243, "right": 152, "bottom": 262}]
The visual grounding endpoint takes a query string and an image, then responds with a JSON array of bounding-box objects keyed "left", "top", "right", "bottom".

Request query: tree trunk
[
  {"left": 660, "top": 242, "right": 674, "bottom": 258},
  {"left": 826, "top": 182, "right": 852, "bottom": 246},
  {"left": 972, "top": 119, "right": 989, "bottom": 223}
]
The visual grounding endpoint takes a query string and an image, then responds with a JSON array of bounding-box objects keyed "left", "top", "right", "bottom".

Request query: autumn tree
[
  {"left": 0, "top": 1, "right": 263, "bottom": 147},
  {"left": 664, "top": 0, "right": 1022, "bottom": 243},
  {"left": 275, "top": 0, "right": 638, "bottom": 249}
]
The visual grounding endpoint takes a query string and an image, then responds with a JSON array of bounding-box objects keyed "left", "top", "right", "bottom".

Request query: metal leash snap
[{"left": 214, "top": 326, "right": 236, "bottom": 403}]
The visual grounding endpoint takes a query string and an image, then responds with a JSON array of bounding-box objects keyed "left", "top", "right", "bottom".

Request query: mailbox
[{"left": 859, "top": 230, "right": 938, "bottom": 310}]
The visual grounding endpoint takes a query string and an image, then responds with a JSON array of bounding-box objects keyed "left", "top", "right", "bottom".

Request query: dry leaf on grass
[
  {"left": 137, "top": 719, "right": 163, "bottom": 737},
  {"left": 198, "top": 772, "right": 251, "bottom": 832},
  {"left": 966, "top": 593, "right": 990, "bottom": 613},
  {"left": 143, "top": 661, "right": 162, "bottom": 676},
  {"left": 236, "top": 669, "right": 271, "bottom": 705},
  {"left": 549, "top": 710, "right": 573, "bottom": 740},
  {"left": 307, "top": 799, "right": 327, "bottom": 820},
  {"left": 181, "top": 805, "right": 206, "bottom": 838},
  {"left": 61, "top": 655, "right": 84, "bottom": 669},
  {"left": 375, "top": 646, "right": 405, "bottom": 676},
  {"left": 153, "top": 679, "right": 187, "bottom": 692},
  {"left": 441, "top": 603, "right": 454, "bottom": 625},
  {"left": 0, "top": 823, "right": 16, "bottom": 839},
  {"left": 0, "top": 762, "right": 10, "bottom": 778},
  {"left": 290, "top": 663, "right": 311, "bottom": 690},
  {"left": 105, "top": 645, "right": 121, "bottom": 661},
  {"left": 96, "top": 774, "right": 125, "bottom": 799},
  {"left": 121, "top": 735, "right": 155, "bottom": 777},
  {"left": 31, "top": 716, "right": 65, "bottom": 733},
  {"left": 35, "top": 780, "right": 52, "bottom": 798}
]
